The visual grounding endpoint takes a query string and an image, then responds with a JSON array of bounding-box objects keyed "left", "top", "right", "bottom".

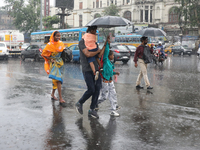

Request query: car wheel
[
  {"left": 21, "top": 55, "right": 25, "bottom": 61},
  {"left": 197, "top": 54, "right": 199, "bottom": 56},
  {"left": 122, "top": 60, "right": 128, "bottom": 64},
  {"left": 35, "top": 55, "right": 40, "bottom": 62}
]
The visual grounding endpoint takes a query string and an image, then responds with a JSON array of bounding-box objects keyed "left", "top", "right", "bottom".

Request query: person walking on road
[
  {"left": 75, "top": 28, "right": 110, "bottom": 119},
  {"left": 41, "top": 31, "right": 67, "bottom": 107},
  {"left": 134, "top": 36, "right": 154, "bottom": 90},
  {"left": 97, "top": 43, "right": 120, "bottom": 117}
]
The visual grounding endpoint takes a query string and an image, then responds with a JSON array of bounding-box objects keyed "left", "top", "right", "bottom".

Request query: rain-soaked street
[{"left": 1, "top": 55, "right": 200, "bottom": 150}]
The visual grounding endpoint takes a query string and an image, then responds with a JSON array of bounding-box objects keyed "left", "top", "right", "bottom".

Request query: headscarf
[
  {"left": 41, "top": 31, "right": 65, "bottom": 74},
  {"left": 82, "top": 33, "right": 97, "bottom": 50}
]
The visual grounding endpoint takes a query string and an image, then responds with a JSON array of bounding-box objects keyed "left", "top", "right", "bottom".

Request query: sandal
[
  {"left": 51, "top": 95, "right": 58, "bottom": 101},
  {"left": 59, "top": 99, "right": 67, "bottom": 107}
]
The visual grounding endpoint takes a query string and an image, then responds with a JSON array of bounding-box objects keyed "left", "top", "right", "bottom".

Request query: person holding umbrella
[
  {"left": 134, "top": 36, "right": 153, "bottom": 89},
  {"left": 75, "top": 26, "right": 110, "bottom": 119}
]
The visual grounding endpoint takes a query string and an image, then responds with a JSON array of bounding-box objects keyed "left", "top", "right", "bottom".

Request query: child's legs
[
  {"left": 108, "top": 81, "right": 118, "bottom": 111},
  {"left": 98, "top": 81, "right": 109, "bottom": 104}
]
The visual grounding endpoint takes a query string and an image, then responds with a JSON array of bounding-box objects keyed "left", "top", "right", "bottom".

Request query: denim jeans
[{"left": 79, "top": 71, "right": 102, "bottom": 110}]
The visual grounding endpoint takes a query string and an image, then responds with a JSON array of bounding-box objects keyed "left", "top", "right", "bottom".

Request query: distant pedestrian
[
  {"left": 97, "top": 42, "right": 120, "bottom": 117},
  {"left": 134, "top": 36, "right": 154, "bottom": 89},
  {"left": 75, "top": 28, "right": 110, "bottom": 119},
  {"left": 82, "top": 26, "right": 102, "bottom": 80},
  {"left": 41, "top": 31, "right": 66, "bottom": 107}
]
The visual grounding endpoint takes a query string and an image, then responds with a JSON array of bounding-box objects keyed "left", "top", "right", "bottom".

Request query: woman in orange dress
[{"left": 41, "top": 31, "right": 66, "bottom": 106}]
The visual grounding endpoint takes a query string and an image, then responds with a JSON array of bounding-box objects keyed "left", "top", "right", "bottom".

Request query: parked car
[
  {"left": 172, "top": 45, "right": 192, "bottom": 56},
  {"left": 197, "top": 47, "right": 200, "bottom": 56},
  {"left": 68, "top": 44, "right": 80, "bottom": 63},
  {"left": 0, "top": 42, "right": 9, "bottom": 60},
  {"left": 110, "top": 43, "right": 130, "bottom": 64},
  {"left": 164, "top": 45, "right": 174, "bottom": 53},
  {"left": 125, "top": 45, "right": 136, "bottom": 55},
  {"left": 21, "top": 44, "right": 46, "bottom": 61}
]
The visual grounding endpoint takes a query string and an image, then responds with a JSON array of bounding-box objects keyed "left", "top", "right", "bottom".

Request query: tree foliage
[
  {"left": 102, "top": 4, "right": 121, "bottom": 16},
  {"left": 3, "top": 0, "right": 41, "bottom": 33},
  {"left": 174, "top": 0, "right": 200, "bottom": 35},
  {"left": 42, "top": 15, "right": 59, "bottom": 31}
]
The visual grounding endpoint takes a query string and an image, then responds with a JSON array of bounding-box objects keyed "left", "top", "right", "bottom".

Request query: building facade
[
  {"left": 0, "top": 9, "right": 16, "bottom": 30},
  {"left": 70, "top": 0, "right": 198, "bottom": 36}
]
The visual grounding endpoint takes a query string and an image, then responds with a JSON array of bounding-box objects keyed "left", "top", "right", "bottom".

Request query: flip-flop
[
  {"left": 59, "top": 102, "right": 67, "bottom": 107},
  {"left": 51, "top": 96, "right": 58, "bottom": 101}
]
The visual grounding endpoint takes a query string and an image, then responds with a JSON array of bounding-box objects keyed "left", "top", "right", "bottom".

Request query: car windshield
[
  {"left": 116, "top": 45, "right": 128, "bottom": 50},
  {"left": 182, "top": 45, "right": 188, "bottom": 48},
  {"left": 127, "top": 45, "right": 136, "bottom": 49},
  {"left": 0, "top": 43, "right": 5, "bottom": 47}
]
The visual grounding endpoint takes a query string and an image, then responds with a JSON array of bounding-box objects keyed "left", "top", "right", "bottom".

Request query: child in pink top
[{"left": 83, "top": 26, "right": 102, "bottom": 80}]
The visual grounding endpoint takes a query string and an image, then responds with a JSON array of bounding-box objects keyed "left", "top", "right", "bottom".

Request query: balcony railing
[{"left": 135, "top": 0, "right": 163, "bottom": 5}]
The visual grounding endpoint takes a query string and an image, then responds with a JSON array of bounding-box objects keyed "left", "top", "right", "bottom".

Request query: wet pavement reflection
[{"left": 0, "top": 55, "right": 200, "bottom": 149}]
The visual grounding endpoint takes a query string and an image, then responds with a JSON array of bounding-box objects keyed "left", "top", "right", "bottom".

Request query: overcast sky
[{"left": 0, "top": 0, "right": 55, "bottom": 7}]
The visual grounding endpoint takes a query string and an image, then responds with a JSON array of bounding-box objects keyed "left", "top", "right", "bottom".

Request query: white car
[
  {"left": 197, "top": 47, "right": 200, "bottom": 56},
  {"left": 0, "top": 42, "right": 9, "bottom": 60}
]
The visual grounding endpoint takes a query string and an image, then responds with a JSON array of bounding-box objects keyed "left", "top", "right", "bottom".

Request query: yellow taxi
[{"left": 164, "top": 45, "right": 174, "bottom": 53}]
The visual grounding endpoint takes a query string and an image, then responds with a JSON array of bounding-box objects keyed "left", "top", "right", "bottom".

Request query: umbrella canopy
[
  {"left": 136, "top": 27, "right": 166, "bottom": 37},
  {"left": 85, "top": 16, "right": 132, "bottom": 28}
]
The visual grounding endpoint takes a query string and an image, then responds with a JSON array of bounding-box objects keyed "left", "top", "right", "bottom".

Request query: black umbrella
[
  {"left": 136, "top": 27, "right": 166, "bottom": 37},
  {"left": 85, "top": 16, "right": 132, "bottom": 28}
]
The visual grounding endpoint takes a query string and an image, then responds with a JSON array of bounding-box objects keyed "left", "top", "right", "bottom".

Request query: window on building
[
  {"left": 93, "top": 2, "right": 95, "bottom": 8},
  {"left": 115, "top": 0, "right": 117, "bottom": 5},
  {"left": 169, "top": 7, "right": 179, "bottom": 23},
  {"left": 150, "top": 6, "right": 153, "bottom": 23},
  {"left": 123, "top": 0, "right": 125, "bottom": 5},
  {"left": 96, "top": 0, "right": 99, "bottom": 8},
  {"left": 145, "top": 6, "right": 149, "bottom": 22},
  {"left": 127, "top": 0, "right": 130, "bottom": 4},
  {"left": 111, "top": 0, "right": 113, "bottom": 4},
  {"left": 107, "top": 0, "right": 109, "bottom": 6},
  {"left": 124, "top": 11, "right": 131, "bottom": 21},
  {"left": 140, "top": 10, "right": 143, "bottom": 22},
  {"left": 79, "top": 15, "right": 82, "bottom": 27},
  {"left": 79, "top": 2, "right": 83, "bottom": 9},
  {"left": 100, "top": 1, "right": 102, "bottom": 7}
]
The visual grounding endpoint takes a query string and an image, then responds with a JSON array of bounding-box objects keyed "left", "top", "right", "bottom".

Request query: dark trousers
[{"left": 79, "top": 71, "right": 102, "bottom": 110}]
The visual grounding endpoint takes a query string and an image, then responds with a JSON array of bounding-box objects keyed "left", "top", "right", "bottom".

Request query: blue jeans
[{"left": 79, "top": 71, "right": 102, "bottom": 110}]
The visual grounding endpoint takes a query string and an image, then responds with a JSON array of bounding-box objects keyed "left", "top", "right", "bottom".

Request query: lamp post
[{"left": 179, "top": 20, "right": 183, "bottom": 45}]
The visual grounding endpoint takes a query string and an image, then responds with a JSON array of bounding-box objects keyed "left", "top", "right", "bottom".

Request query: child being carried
[{"left": 83, "top": 27, "right": 102, "bottom": 80}]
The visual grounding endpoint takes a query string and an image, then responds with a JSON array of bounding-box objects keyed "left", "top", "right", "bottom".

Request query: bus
[
  {"left": 31, "top": 28, "right": 99, "bottom": 47},
  {"left": 114, "top": 34, "right": 151, "bottom": 47}
]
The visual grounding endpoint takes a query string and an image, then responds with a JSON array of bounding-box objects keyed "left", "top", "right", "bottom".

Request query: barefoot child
[{"left": 83, "top": 26, "right": 102, "bottom": 80}]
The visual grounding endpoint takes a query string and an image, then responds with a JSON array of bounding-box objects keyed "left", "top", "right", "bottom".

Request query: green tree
[
  {"left": 175, "top": 0, "right": 200, "bottom": 36},
  {"left": 4, "top": 0, "right": 41, "bottom": 33},
  {"left": 43, "top": 15, "right": 59, "bottom": 30},
  {"left": 102, "top": 4, "right": 121, "bottom": 16}
]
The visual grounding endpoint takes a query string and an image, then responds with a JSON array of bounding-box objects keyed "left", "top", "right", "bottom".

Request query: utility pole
[{"left": 40, "top": 0, "right": 43, "bottom": 31}]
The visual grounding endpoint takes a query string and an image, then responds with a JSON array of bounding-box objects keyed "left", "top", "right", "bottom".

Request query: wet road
[{"left": 0, "top": 55, "right": 200, "bottom": 150}]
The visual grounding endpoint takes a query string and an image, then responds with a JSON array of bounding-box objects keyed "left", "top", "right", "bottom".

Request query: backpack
[{"left": 141, "top": 45, "right": 152, "bottom": 64}]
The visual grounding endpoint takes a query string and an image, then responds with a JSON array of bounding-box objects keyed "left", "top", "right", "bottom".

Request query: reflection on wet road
[{"left": 0, "top": 55, "right": 200, "bottom": 149}]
